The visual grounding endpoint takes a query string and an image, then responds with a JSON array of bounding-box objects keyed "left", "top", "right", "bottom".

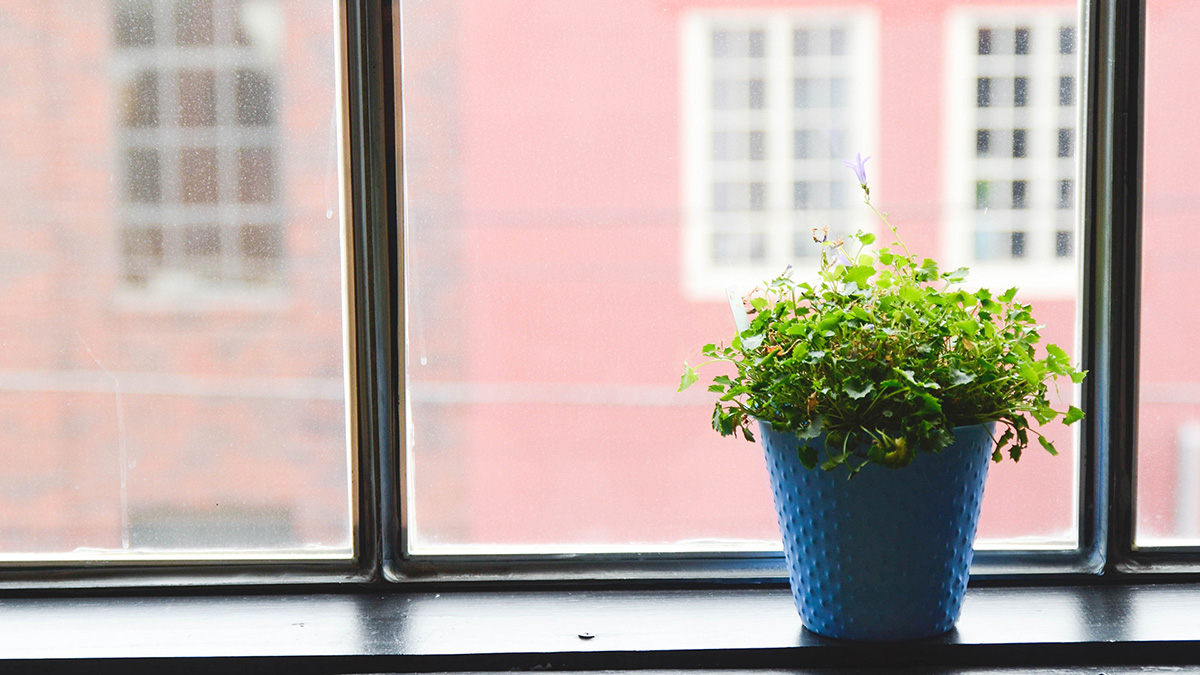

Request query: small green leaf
[
  {"left": 900, "top": 369, "right": 940, "bottom": 390},
  {"left": 712, "top": 405, "right": 735, "bottom": 436},
  {"left": 1037, "top": 435, "right": 1059, "bottom": 456},
  {"left": 678, "top": 363, "right": 699, "bottom": 392},
  {"left": 916, "top": 391, "right": 942, "bottom": 413},
  {"left": 796, "top": 415, "right": 824, "bottom": 441},
  {"left": 1032, "top": 406, "right": 1056, "bottom": 425},
  {"left": 844, "top": 265, "right": 875, "bottom": 287},
  {"left": 1046, "top": 344, "right": 1070, "bottom": 361},
  {"left": 1017, "top": 363, "right": 1039, "bottom": 384},
  {"left": 954, "top": 319, "right": 979, "bottom": 334},
  {"left": 917, "top": 258, "right": 940, "bottom": 280},
  {"left": 899, "top": 286, "right": 923, "bottom": 303},
  {"left": 943, "top": 266, "right": 970, "bottom": 282},
  {"left": 948, "top": 369, "right": 975, "bottom": 386},
  {"left": 859, "top": 232, "right": 876, "bottom": 245},
  {"left": 797, "top": 444, "right": 818, "bottom": 469},
  {"left": 817, "top": 314, "right": 843, "bottom": 332},
  {"left": 1064, "top": 405, "right": 1085, "bottom": 425},
  {"left": 843, "top": 381, "right": 875, "bottom": 399}
]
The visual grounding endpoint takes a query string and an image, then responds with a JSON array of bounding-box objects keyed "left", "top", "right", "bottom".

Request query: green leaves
[{"left": 679, "top": 181, "right": 1087, "bottom": 473}]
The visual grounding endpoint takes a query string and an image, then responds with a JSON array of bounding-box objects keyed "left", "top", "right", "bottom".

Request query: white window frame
[
  {"left": 681, "top": 9, "right": 879, "bottom": 300},
  {"left": 943, "top": 7, "right": 1079, "bottom": 299},
  {"left": 113, "top": 0, "right": 286, "bottom": 295}
]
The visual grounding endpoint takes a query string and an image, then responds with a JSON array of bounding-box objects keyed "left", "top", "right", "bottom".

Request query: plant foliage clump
[{"left": 679, "top": 158, "right": 1086, "bottom": 473}]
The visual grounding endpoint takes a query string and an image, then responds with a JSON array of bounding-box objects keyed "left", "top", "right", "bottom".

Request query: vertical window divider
[
  {"left": 344, "top": 0, "right": 397, "bottom": 582},
  {"left": 1107, "top": 0, "right": 1145, "bottom": 573},
  {"left": 1084, "top": 0, "right": 1144, "bottom": 574}
]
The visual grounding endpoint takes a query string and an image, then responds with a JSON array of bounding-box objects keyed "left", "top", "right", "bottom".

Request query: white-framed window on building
[
  {"left": 113, "top": 0, "right": 284, "bottom": 291},
  {"left": 944, "top": 9, "right": 1079, "bottom": 297},
  {"left": 681, "top": 10, "right": 879, "bottom": 299}
]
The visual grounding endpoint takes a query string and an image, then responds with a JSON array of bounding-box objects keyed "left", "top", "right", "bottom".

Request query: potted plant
[{"left": 679, "top": 154, "right": 1086, "bottom": 641}]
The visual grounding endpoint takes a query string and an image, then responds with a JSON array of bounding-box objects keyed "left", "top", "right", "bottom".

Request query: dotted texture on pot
[{"left": 759, "top": 422, "right": 994, "bottom": 642}]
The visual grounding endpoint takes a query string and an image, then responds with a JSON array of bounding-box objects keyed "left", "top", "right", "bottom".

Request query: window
[
  {"left": 946, "top": 9, "right": 1078, "bottom": 297},
  {"left": 0, "top": 0, "right": 351, "bottom": 561},
  {"left": 113, "top": 0, "right": 283, "bottom": 289},
  {"left": 0, "top": 0, "right": 1188, "bottom": 589},
  {"left": 1136, "top": 0, "right": 1200, "bottom": 547},
  {"left": 681, "top": 10, "right": 878, "bottom": 299},
  {"left": 395, "top": 0, "right": 1083, "bottom": 560}
]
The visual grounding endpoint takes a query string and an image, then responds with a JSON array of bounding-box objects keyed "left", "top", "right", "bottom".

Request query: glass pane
[
  {"left": 1137, "top": 0, "right": 1200, "bottom": 546},
  {"left": 0, "top": 0, "right": 351, "bottom": 558},
  {"left": 402, "top": 0, "right": 1082, "bottom": 553}
]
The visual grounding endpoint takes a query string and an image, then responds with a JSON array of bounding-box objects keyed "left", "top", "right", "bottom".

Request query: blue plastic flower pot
[{"left": 759, "top": 422, "right": 995, "bottom": 641}]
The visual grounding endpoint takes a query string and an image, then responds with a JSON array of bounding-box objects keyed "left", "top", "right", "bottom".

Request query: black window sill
[{"left": 2, "top": 584, "right": 1200, "bottom": 674}]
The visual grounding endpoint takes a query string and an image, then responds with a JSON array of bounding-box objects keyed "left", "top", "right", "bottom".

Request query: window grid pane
[{"left": 0, "top": 0, "right": 351, "bottom": 559}]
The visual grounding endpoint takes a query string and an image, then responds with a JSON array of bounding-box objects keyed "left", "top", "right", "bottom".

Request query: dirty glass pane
[
  {"left": 401, "top": 0, "right": 1082, "bottom": 554},
  {"left": 0, "top": 0, "right": 350, "bottom": 558},
  {"left": 1136, "top": 0, "right": 1200, "bottom": 546}
]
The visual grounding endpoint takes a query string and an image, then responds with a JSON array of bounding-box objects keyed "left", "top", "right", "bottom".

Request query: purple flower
[
  {"left": 832, "top": 245, "right": 853, "bottom": 267},
  {"left": 844, "top": 153, "right": 870, "bottom": 186}
]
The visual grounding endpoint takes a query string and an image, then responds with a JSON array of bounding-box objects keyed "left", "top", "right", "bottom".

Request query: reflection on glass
[
  {"left": 0, "top": 0, "right": 350, "bottom": 557},
  {"left": 402, "top": 0, "right": 1082, "bottom": 553}
]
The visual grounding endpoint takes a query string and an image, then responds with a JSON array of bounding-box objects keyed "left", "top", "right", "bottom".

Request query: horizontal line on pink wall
[
  {"left": 0, "top": 370, "right": 343, "bottom": 400},
  {"left": 411, "top": 381, "right": 716, "bottom": 407}
]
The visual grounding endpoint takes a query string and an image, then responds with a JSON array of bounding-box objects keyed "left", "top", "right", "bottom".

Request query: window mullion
[
  {"left": 343, "top": 0, "right": 396, "bottom": 579},
  {"left": 1082, "top": 0, "right": 1144, "bottom": 573}
]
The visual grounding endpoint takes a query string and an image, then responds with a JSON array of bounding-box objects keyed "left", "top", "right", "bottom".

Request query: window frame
[
  {"left": 944, "top": 7, "right": 1080, "bottom": 297},
  {"left": 0, "top": 0, "right": 382, "bottom": 588},
  {"left": 2, "top": 0, "right": 1196, "bottom": 591},
  {"left": 384, "top": 0, "right": 1108, "bottom": 584},
  {"left": 114, "top": 0, "right": 287, "bottom": 291},
  {"left": 679, "top": 8, "right": 880, "bottom": 301}
]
